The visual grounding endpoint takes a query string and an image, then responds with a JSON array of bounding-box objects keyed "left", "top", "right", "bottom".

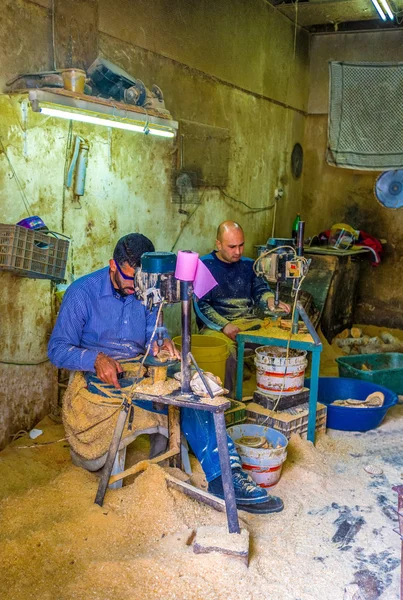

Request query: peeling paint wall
[
  {"left": 0, "top": 0, "right": 310, "bottom": 448},
  {"left": 304, "top": 31, "right": 403, "bottom": 329}
]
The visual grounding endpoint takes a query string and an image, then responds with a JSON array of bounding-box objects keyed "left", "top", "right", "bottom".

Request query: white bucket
[
  {"left": 227, "top": 424, "right": 288, "bottom": 488},
  {"left": 254, "top": 345, "right": 307, "bottom": 396}
]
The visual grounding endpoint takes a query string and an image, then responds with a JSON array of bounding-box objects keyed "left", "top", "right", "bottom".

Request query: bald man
[{"left": 195, "top": 221, "right": 290, "bottom": 390}]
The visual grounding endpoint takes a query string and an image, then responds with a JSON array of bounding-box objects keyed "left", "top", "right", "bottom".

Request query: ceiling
[{"left": 269, "top": 0, "right": 403, "bottom": 32}]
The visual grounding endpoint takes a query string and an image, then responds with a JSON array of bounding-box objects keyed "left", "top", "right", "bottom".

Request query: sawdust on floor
[{"left": 0, "top": 403, "right": 402, "bottom": 600}]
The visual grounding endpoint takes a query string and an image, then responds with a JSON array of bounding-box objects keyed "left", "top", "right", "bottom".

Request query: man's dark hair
[{"left": 113, "top": 233, "right": 155, "bottom": 268}]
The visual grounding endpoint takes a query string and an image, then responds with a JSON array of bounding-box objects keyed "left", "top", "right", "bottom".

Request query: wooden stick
[
  {"left": 108, "top": 449, "right": 179, "bottom": 484},
  {"left": 381, "top": 332, "right": 401, "bottom": 345},
  {"left": 109, "top": 462, "right": 228, "bottom": 515},
  {"left": 336, "top": 336, "right": 379, "bottom": 347},
  {"left": 165, "top": 474, "right": 227, "bottom": 512},
  {"left": 361, "top": 342, "right": 403, "bottom": 354}
]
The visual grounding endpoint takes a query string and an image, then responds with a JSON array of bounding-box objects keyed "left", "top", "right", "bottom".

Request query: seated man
[
  {"left": 48, "top": 232, "right": 283, "bottom": 513},
  {"left": 195, "top": 221, "right": 290, "bottom": 390}
]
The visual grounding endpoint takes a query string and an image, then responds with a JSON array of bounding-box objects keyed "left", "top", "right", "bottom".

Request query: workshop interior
[{"left": 1, "top": 1, "right": 403, "bottom": 599}]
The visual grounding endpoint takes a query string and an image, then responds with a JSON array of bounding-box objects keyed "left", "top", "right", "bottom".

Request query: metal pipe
[
  {"left": 180, "top": 280, "right": 192, "bottom": 393},
  {"left": 156, "top": 306, "right": 164, "bottom": 347},
  {"left": 213, "top": 412, "right": 241, "bottom": 534},
  {"left": 296, "top": 301, "right": 322, "bottom": 345},
  {"left": 274, "top": 281, "right": 280, "bottom": 308},
  {"left": 189, "top": 352, "right": 214, "bottom": 399},
  {"left": 297, "top": 220, "right": 305, "bottom": 257},
  {"left": 95, "top": 398, "right": 130, "bottom": 506}
]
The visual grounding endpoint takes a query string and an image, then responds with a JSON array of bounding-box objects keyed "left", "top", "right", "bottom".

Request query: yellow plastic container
[
  {"left": 62, "top": 68, "right": 86, "bottom": 93},
  {"left": 173, "top": 334, "right": 229, "bottom": 384}
]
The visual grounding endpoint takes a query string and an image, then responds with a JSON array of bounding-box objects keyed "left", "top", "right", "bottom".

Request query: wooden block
[
  {"left": 193, "top": 526, "right": 249, "bottom": 565},
  {"left": 253, "top": 388, "right": 310, "bottom": 411}
]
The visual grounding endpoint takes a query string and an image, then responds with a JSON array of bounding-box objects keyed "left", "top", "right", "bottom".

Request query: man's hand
[
  {"left": 94, "top": 352, "right": 123, "bottom": 388},
  {"left": 222, "top": 323, "right": 241, "bottom": 341},
  {"left": 267, "top": 297, "right": 291, "bottom": 314},
  {"left": 152, "top": 338, "right": 181, "bottom": 360}
]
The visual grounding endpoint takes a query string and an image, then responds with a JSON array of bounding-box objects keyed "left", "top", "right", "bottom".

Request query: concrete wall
[
  {"left": 0, "top": 0, "right": 310, "bottom": 448},
  {"left": 304, "top": 31, "right": 403, "bottom": 329}
]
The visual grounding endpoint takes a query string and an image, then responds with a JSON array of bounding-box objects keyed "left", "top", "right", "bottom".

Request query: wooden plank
[
  {"left": 108, "top": 450, "right": 178, "bottom": 485},
  {"left": 165, "top": 474, "right": 227, "bottom": 513},
  {"left": 168, "top": 405, "right": 181, "bottom": 469}
]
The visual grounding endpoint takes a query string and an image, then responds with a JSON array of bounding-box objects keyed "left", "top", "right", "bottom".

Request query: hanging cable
[
  {"left": 0, "top": 137, "right": 32, "bottom": 217},
  {"left": 215, "top": 186, "right": 276, "bottom": 212}
]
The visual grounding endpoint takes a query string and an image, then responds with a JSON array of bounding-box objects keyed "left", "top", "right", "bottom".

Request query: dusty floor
[{"left": 0, "top": 328, "right": 402, "bottom": 600}]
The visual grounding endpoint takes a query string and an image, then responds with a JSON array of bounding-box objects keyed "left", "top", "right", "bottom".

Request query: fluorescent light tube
[
  {"left": 40, "top": 106, "right": 175, "bottom": 138},
  {"left": 379, "top": 0, "right": 394, "bottom": 19},
  {"left": 370, "top": 0, "right": 387, "bottom": 20}
]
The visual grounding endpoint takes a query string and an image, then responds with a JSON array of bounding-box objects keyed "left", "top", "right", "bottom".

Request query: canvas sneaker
[{"left": 209, "top": 468, "right": 270, "bottom": 505}]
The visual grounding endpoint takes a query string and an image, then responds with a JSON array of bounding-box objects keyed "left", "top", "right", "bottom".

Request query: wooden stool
[{"left": 98, "top": 389, "right": 240, "bottom": 534}]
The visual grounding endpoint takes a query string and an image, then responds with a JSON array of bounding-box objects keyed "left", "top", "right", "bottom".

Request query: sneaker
[
  {"left": 237, "top": 496, "right": 284, "bottom": 514},
  {"left": 208, "top": 468, "right": 268, "bottom": 505}
]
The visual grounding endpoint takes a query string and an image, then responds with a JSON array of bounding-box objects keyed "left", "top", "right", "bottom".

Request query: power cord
[
  {"left": 252, "top": 245, "right": 308, "bottom": 417},
  {"left": 215, "top": 187, "right": 276, "bottom": 212},
  {"left": 0, "top": 358, "right": 50, "bottom": 366},
  {"left": 0, "top": 137, "right": 32, "bottom": 217}
]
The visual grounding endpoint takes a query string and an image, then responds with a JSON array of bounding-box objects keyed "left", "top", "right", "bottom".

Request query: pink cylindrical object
[{"left": 175, "top": 250, "right": 199, "bottom": 281}]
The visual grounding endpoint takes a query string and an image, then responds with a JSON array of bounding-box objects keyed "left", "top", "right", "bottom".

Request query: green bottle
[{"left": 292, "top": 213, "right": 301, "bottom": 242}]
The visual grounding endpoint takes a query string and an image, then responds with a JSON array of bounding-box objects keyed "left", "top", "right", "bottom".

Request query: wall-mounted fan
[
  {"left": 375, "top": 170, "right": 403, "bottom": 209},
  {"left": 171, "top": 170, "right": 199, "bottom": 205}
]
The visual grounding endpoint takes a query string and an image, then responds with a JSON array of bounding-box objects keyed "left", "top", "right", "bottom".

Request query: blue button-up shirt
[{"left": 48, "top": 267, "right": 157, "bottom": 372}]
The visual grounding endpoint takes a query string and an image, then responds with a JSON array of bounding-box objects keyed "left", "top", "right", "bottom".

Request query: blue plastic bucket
[
  {"left": 305, "top": 377, "right": 398, "bottom": 432},
  {"left": 227, "top": 424, "right": 288, "bottom": 488}
]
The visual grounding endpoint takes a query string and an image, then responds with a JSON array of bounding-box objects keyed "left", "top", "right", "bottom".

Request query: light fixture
[
  {"left": 379, "top": 0, "right": 394, "bottom": 19},
  {"left": 28, "top": 89, "right": 178, "bottom": 139},
  {"left": 370, "top": 0, "right": 387, "bottom": 20}
]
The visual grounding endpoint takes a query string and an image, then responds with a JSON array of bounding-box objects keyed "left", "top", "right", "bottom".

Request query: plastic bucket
[
  {"left": 173, "top": 334, "right": 229, "bottom": 383},
  {"left": 228, "top": 424, "right": 288, "bottom": 488},
  {"left": 255, "top": 345, "right": 307, "bottom": 396},
  {"left": 62, "top": 68, "right": 86, "bottom": 93},
  {"left": 305, "top": 377, "right": 398, "bottom": 432}
]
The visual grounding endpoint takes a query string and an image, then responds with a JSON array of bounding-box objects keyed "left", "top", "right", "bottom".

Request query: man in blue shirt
[{"left": 49, "top": 233, "right": 284, "bottom": 514}]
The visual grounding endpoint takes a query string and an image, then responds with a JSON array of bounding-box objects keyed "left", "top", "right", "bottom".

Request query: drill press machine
[
  {"left": 254, "top": 221, "right": 310, "bottom": 333},
  {"left": 250, "top": 221, "right": 319, "bottom": 411},
  {"left": 135, "top": 250, "right": 196, "bottom": 392},
  {"left": 95, "top": 250, "right": 242, "bottom": 538}
]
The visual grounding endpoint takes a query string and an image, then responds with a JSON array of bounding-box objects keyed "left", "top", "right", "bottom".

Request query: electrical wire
[
  {"left": 252, "top": 245, "right": 309, "bottom": 417},
  {"left": 0, "top": 358, "right": 50, "bottom": 366},
  {"left": 126, "top": 301, "right": 165, "bottom": 399},
  {"left": 270, "top": 272, "right": 307, "bottom": 413},
  {"left": 170, "top": 188, "right": 206, "bottom": 252},
  {"left": 215, "top": 187, "right": 276, "bottom": 212},
  {"left": 51, "top": 0, "right": 57, "bottom": 70},
  {"left": 0, "top": 137, "right": 32, "bottom": 217},
  {"left": 253, "top": 245, "right": 309, "bottom": 276}
]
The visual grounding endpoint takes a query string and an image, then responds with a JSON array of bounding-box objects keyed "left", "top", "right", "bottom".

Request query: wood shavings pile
[
  {"left": 131, "top": 378, "right": 181, "bottom": 396},
  {"left": 1, "top": 404, "right": 402, "bottom": 600}
]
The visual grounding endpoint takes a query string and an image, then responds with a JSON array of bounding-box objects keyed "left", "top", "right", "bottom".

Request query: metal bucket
[{"left": 255, "top": 345, "right": 307, "bottom": 396}]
